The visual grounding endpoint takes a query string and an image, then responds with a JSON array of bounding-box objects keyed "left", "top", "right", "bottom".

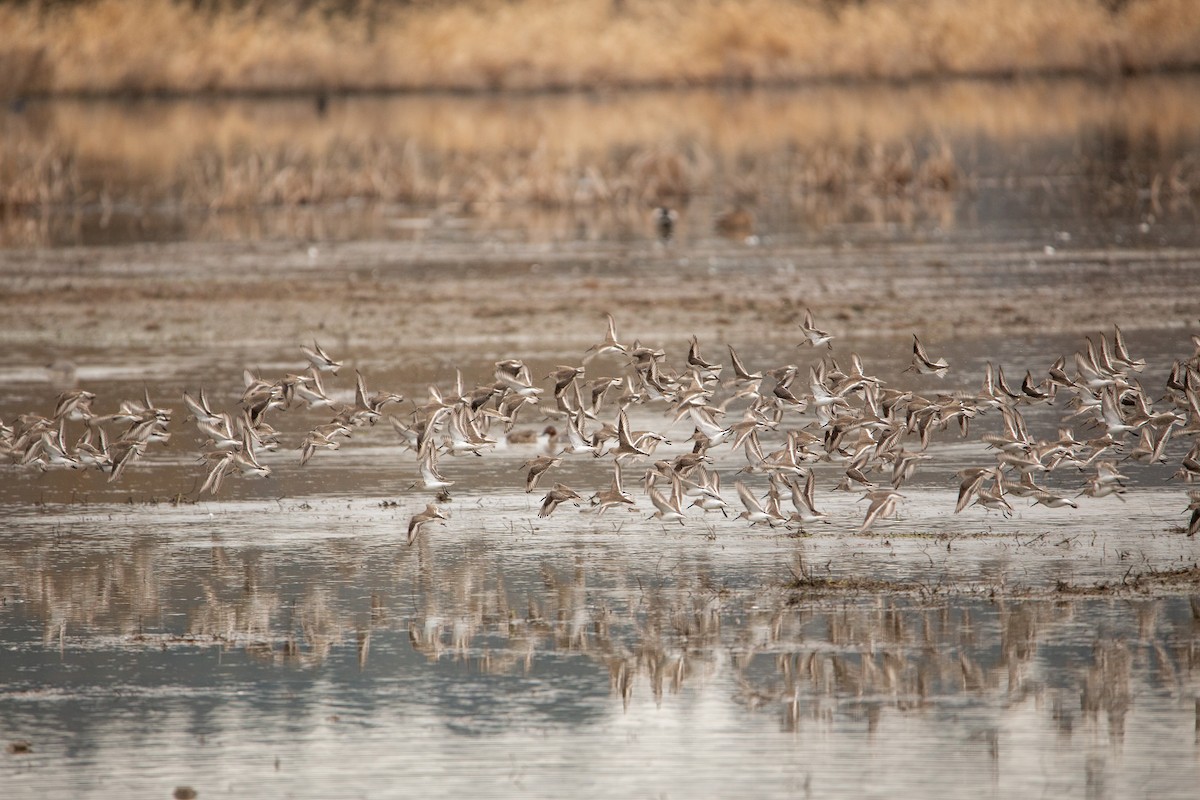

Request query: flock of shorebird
[{"left": 4, "top": 313, "right": 1200, "bottom": 541}]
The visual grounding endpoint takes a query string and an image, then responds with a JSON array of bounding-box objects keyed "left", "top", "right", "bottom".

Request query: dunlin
[{"left": 407, "top": 503, "right": 447, "bottom": 545}]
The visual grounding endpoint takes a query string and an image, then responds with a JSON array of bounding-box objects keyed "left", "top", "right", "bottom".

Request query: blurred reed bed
[
  {"left": 0, "top": 96, "right": 971, "bottom": 230},
  {"left": 172, "top": 135, "right": 961, "bottom": 212},
  {"left": 1, "top": 0, "right": 1198, "bottom": 98},
  {"left": 2, "top": 76, "right": 1199, "bottom": 245},
  {"left": 0, "top": 139, "right": 80, "bottom": 210}
]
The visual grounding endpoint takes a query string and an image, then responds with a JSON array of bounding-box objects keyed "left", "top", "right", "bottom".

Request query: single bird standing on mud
[{"left": 654, "top": 206, "right": 677, "bottom": 242}]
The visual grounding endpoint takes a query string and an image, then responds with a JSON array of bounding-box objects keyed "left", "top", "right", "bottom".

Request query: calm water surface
[{"left": 3, "top": 516, "right": 1200, "bottom": 798}]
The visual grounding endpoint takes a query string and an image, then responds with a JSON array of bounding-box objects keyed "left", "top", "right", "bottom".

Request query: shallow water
[
  {"left": 3, "top": 509, "right": 1200, "bottom": 798},
  {"left": 4, "top": 78, "right": 1200, "bottom": 798},
  {"left": 3, "top": 321, "right": 1200, "bottom": 798}
]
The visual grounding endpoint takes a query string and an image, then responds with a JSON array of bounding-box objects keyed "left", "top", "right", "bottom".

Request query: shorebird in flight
[
  {"left": 407, "top": 503, "right": 447, "bottom": 545},
  {"left": 907, "top": 335, "right": 949, "bottom": 378}
]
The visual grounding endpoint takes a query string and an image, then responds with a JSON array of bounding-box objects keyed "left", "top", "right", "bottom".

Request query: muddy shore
[{"left": 2, "top": 239, "right": 1198, "bottom": 356}]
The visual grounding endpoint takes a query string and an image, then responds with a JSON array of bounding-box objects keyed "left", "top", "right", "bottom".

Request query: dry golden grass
[
  {"left": 1, "top": 0, "right": 1198, "bottom": 97},
  {"left": 3, "top": 75, "right": 1200, "bottom": 229},
  {"left": 0, "top": 140, "right": 79, "bottom": 210}
]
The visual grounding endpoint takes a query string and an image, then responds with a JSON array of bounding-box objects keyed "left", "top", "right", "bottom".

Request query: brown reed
[{"left": 1, "top": 0, "right": 1198, "bottom": 98}]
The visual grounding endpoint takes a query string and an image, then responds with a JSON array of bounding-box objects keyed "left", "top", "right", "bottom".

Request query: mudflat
[{"left": 3, "top": 238, "right": 1197, "bottom": 353}]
